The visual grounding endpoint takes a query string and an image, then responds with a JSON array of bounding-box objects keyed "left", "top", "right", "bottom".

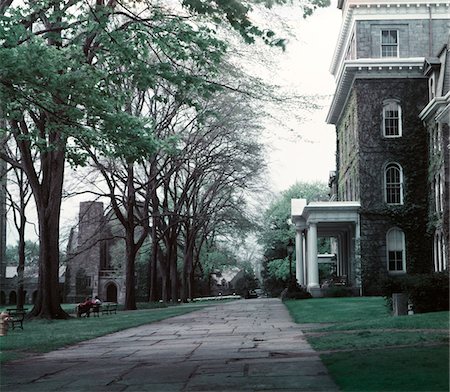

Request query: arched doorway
[
  {"left": 106, "top": 283, "right": 117, "bottom": 302},
  {"left": 0, "top": 291, "right": 5, "bottom": 305},
  {"left": 9, "top": 291, "right": 17, "bottom": 305}
]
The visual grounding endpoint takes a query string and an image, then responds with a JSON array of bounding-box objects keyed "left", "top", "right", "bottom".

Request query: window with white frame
[
  {"left": 383, "top": 101, "right": 402, "bottom": 137},
  {"left": 434, "top": 232, "right": 442, "bottom": 272},
  {"left": 385, "top": 163, "right": 403, "bottom": 204},
  {"left": 387, "top": 228, "right": 406, "bottom": 272},
  {"left": 381, "top": 30, "right": 398, "bottom": 57}
]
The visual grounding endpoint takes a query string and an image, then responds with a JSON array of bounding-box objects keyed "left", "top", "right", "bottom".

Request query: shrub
[
  {"left": 281, "top": 283, "right": 312, "bottom": 300},
  {"left": 381, "top": 271, "right": 449, "bottom": 313}
]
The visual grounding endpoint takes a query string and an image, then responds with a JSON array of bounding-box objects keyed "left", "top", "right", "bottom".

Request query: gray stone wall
[{"left": 356, "top": 19, "right": 450, "bottom": 59}]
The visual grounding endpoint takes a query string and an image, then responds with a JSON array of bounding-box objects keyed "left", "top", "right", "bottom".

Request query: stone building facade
[
  {"left": 292, "top": 0, "right": 449, "bottom": 295},
  {"left": 420, "top": 45, "right": 450, "bottom": 274},
  {"left": 65, "top": 201, "right": 126, "bottom": 304}
]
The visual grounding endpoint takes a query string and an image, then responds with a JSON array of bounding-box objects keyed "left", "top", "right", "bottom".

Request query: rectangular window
[
  {"left": 387, "top": 228, "right": 406, "bottom": 273},
  {"left": 384, "top": 109, "right": 399, "bottom": 136},
  {"left": 383, "top": 101, "right": 402, "bottom": 137},
  {"left": 389, "top": 251, "right": 403, "bottom": 271},
  {"left": 381, "top": 30, "right": 398, "bottom": 57}
]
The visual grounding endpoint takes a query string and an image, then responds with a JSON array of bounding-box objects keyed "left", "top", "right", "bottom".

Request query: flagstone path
[{"left": 1, "top": 298, "right": 338, "bottom": 391}]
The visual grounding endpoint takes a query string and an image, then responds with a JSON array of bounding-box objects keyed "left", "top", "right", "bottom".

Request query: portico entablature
[{"left": 292, "top": 200, "right": 360, "bottom": 225}]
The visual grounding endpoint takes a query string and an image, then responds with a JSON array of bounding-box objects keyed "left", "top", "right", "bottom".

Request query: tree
[
  {"left": 259, "top": 181, "right": 328, "bottom": 294},
  {"left": 0, "top": 0, "right": 226, "bottom": 317},
  {"left": 3, "top": 139, "right": 36, "bottom": 309},
  {"left": 0, "top": 0, "right": 329, "bottom": 317}
]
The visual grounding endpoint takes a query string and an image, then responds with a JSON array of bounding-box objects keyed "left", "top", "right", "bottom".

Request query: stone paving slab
[{"left": 1, "top": 298, "right": 338, "bottom": 391}]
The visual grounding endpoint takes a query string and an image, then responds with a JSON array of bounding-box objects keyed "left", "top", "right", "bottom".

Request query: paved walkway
[{"left": 2, "top": 298, "right": 338, "bottom": 391}]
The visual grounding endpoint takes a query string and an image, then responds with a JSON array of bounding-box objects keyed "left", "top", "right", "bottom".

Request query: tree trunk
[
  {"left": 27, "top": 150, "right": 68, "bottom": 319},
  {"left": 169, "top": 237, "right": 178, "bottom": 303},
  {"left": 30, "top": 198, "right": 68, "bottom": 319},
  {"left": 159, "top": 256, "right": 169, "bottom": 303},
  {"left": 181, "top": 235, "right": 194, "bottom": 302},
  {"left": 124, "top": 162, "right": 137, "bottom": 310},
  {"left": 16, "top": 169, "right": 28, "bottom": 310},
  {"left": 17, "top": 216, "right": 25, "bottom": 309},
  {"left": 148, "top": 228, "right": 158, "bottom": 302},
  {"left": 124, "top": 230, "right": 137, "bottom": 310},
  {"left": 187, "top": 243, "right": 194, "bottom": 300},
  {"left": 148, "top": 165, "right": 159, "bottom": 302}
]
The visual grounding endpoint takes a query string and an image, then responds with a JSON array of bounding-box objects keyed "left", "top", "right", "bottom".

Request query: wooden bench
[
  {"left": 101, "top": 303, "right": 118, "bottom": 315},
  {"left": 91, "top": 304, "right": 101, "bottom": 317},
  {"left": 6, "top": 308, "right": 28, "bottom": 330}
]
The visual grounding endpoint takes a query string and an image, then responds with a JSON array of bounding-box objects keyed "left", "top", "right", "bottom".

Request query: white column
[
  {"left": 295, "top": 230, "right": 304, "bottom": 286},
  {"left": 303, "top": 231, "right": 308, "bottom": 287},
  {"left": 307, "top": 223, "right": 319, "bottom": 289}
]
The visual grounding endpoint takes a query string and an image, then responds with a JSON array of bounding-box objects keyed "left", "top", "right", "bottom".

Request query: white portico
[{"left": 291, "top": 199, "right": 361, "bottom": 296}]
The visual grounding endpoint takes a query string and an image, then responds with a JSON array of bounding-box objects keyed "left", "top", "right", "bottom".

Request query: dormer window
[
  {"left": 383, "top": 100, "right": 402, "bottom": 137},
  {"left": 381, "top": 30, "right": 398, "bottom": 57}
]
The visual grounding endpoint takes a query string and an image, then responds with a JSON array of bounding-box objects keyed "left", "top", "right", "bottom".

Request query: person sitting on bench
[{"left": 77, "top": 297, "right": 94, "bottom": 317}]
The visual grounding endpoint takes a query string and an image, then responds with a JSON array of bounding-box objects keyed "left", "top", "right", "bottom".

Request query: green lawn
[
  {"left": 284, "top": 297, "right": 450, "bottom": 392},
  {"left": 0, "top": 302, "right": 208, "bottom": 363}
]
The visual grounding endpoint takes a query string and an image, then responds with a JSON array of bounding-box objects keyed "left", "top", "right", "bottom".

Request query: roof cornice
[
  {"left": 327, "top": 58, "right": 426, "bottom": 124},
  {"left": 419, "top": 91, "right": 450, "bottom": 122}
]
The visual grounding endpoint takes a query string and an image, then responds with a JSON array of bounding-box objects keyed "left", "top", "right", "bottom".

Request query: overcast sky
[{"left": 263, "top": 0, "right": 341, "bottom": 191}]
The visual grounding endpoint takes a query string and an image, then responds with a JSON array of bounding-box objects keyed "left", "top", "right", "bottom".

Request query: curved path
[{"left": 2, "top": 298, "right": 338, "bottom": 391}]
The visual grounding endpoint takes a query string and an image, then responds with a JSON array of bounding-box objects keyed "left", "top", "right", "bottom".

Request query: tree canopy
[{"left": 0, "top": 0, "right": 330, "bottom": 317}]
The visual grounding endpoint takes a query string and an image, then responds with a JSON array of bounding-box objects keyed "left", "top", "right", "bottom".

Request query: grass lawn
[
  {"left": 0, "top": 302, "right": 209, "bottom": 363},
  {"left": 284, "top": 297, "right": 450, "bottom": 392}
]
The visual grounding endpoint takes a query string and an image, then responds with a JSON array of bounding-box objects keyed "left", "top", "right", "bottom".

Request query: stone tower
[
  {"left": 66, "top": 201, "right": 104, "bottom": 302},
  {"left": 65, "top": 201, "right": 126, "bottom": 304}
]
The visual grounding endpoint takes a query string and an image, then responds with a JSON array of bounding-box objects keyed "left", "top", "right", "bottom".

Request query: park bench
[
  {"left": 6, "top": 308, "right": 28, "bottom": 330},
  {"left": 101, "top": 303, "right": 118, "bottom": 315},
  {"left": 91, "top": 303, "right": 101, "bottom": 317}
]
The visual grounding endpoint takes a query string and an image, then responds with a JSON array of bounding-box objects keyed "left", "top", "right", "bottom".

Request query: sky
[
  {"left": 261, "top": 0, "right": 342, "bottom": 191},
  {"left": 5, "top": 1, "right": 343, "bottom": 246}
]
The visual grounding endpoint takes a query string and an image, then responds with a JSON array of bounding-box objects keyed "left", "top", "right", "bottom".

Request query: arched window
[
  {"left": 385, "top": 163, "right": 403, "bottom": 204},
  {"left": 434, "top": 231, "right": 449, "bottom": 272},
  {"left": 387, "top": 228, "right": 406, "bottom": 273},
  {"left": 383, "top": 100, "right": 402, "bottom": 137},
  {"left": 434, "top": 232, "right": 442, "bottom": 272}
]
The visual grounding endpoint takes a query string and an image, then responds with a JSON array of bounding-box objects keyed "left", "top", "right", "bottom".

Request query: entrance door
[{"left": 106, "top": 283, "right": 118, "bottom": 302}]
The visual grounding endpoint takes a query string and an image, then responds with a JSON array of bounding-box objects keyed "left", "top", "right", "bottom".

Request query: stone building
[
  {"left": 292, "top": 0, "right": 449, "bottom": 295},
  {"left": 65, "top": 201, "right": 126, "bottom": 304},
  {"left": 419, "top": 45, "right": 450, "bottom": 274}
]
